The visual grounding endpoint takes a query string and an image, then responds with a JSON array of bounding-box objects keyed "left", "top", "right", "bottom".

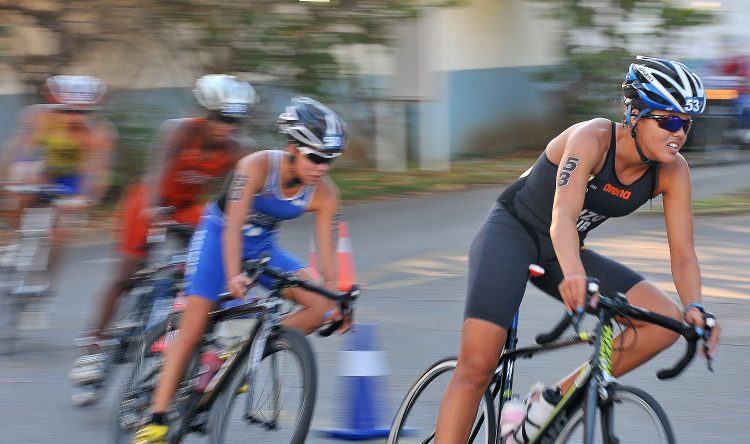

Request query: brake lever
[
  {"left": 571, "top": 280, "right": 600, "bottom": 334},
  {"left": 701, "top": 312, "right": 717, "bottom": 373}
]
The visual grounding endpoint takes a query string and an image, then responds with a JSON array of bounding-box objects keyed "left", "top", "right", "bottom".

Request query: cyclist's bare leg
[
  {"left": 152, "top": 295, "right": 213, "bottom": 413},
  {"left": 280, "top": 268, "right": 339, "bottom": 334},
  {"left": 557, "top": 280, "right": 681, "bottom": 392},
  {"left": 93, "top": 253, "right": 141, "bottom": 338},
  {"left": 435, "top": 318, "right": 506, "bottom": 444},
  {"left": 47, "top": 205, "right": 87, "bottom": 289}
]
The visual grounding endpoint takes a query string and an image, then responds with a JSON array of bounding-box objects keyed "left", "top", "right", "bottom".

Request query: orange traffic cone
[{"left": 336, "top": 221, "right": 357, "bottom": 291}]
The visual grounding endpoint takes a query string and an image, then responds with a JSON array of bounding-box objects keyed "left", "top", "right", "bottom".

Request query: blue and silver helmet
[
  {"left": 277, "top": 97, "right": 347, "bottom": 154},
  {"left": 622, "top": 56, "right": 706, "bottom": 115},
  {"left": 193, "top": 74, "right": 257, "bottom": 118}
]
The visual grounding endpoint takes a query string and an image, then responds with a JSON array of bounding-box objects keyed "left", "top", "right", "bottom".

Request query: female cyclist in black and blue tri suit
[
  {"left": 435, "top": 56, "right": 722, "bottom": 443},
  {"left": 135, "top": 97, "right": 348, "bottom": 443}
]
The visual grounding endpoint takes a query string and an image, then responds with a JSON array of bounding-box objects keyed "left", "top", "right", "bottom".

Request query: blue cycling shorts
[
  {"left": 52, "top": 175, "right": 82, "bottom": 195},
  {"left": 184, "top": 204, "right": 306, "bottom": 302}
]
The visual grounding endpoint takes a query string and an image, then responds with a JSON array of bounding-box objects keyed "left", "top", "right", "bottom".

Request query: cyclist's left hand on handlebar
[
  {"left": 558, "top": 274, "right": 588, "bottom": 314},
  {"left": 685, "top": 308, "right": 720, "bottom": 361},
  {"left": 322, "top": 307, "right": 352, "bottom": 334}
]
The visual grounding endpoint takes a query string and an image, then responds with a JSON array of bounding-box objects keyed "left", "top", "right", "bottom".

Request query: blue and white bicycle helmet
[
  {"left": 622, "top": 55, "right": 706, "bottom": 115},
  {"left": 277, "top": 97, "right": 346, "bottom": 154},
  {"left": 194, "top": 74, "right": 257, "bottom": 118},
  {"left": 46, "top": 75, "right": 107, "bottom": 110}
]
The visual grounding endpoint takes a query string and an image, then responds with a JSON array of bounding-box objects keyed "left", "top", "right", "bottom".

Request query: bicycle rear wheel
[
  {"left": 209, "top": 327, "right": 317, "bottom": 444},
  {"left": 387, "top": 358, "right": 496, "bottom": 444},
  {"left": 555, "top": 384, "right": 675, "bottom": 444},
  {"left": 112, "top": 313, "right": 185, "bottom": 443}
]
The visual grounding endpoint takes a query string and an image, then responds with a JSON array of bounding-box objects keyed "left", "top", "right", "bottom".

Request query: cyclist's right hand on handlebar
[
  {"left": 228, "top": 273, "right": 254, "bottom": 298},
  {"left": 558, "top": 274, "right": 588, "bottom": 314}
]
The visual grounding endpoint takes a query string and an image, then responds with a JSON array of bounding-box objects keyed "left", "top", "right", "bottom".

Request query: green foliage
[
  {"left": 149, "top": 1, "right": 462, "bottom": 97},
  {"left": 532, "top": 0, "right": 717, "bottom": 123},
  {"left": 105, "top": 105, "right": 165, "bottom": 191},
  {"left": 0, "top": 1, "right": 459, "bottom": 99}
]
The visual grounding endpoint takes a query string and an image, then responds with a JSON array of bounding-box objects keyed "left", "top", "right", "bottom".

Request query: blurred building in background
[{"left": 1, "top": 0, "right": 748, "bottom": 175}]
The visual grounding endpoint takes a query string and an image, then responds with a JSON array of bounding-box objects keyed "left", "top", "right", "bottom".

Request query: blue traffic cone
[{"left": 319, "top": 323, "right": 391, "bottom": 440}]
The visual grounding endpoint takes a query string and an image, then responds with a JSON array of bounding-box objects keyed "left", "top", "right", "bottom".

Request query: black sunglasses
[
  {"left": 641, "top": 114, "right": 692, "bottom": 134},
  {"left": 297, "top": 146, "right": 340, "bottom": 165},
  {"left": 212, "top": 113, "right": 243, "bottom": 125}
]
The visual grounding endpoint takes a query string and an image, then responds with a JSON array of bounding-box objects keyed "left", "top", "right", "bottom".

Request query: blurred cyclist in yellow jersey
[{"left": 0, "top": 75, "right": 116, "bottom": 322}]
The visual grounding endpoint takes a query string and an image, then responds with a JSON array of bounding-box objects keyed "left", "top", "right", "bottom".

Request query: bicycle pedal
[
  {"left": 12, "top": 284, "right": 50, "bottom": 297},
  {"left": 69, "top": 353, "right": 109, "bottom": 385},
  {"left": 190, "top": 412, "right": 209, "bottom": 434},
  {"left": 70, "top": 384, "right": 100, "bottom": 407},
  {"left": 237, "top": 383, "right": 250, "bottom": 394},
  {"left": 73, "top": 336, "right": 98, "bottom": 347},
  {"left": 245, "top": 415, "right": 278, "bottom": 430}
]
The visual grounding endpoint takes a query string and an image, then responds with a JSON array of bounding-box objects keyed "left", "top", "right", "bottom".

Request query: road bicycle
[
  {"left": 388, "top": 270, "right": 715, "bottom": 444},
  {"left": 69, "top": 209, "right": 194, "bottom": 405},
  {"left": 0, "top": 183, "right": 89, "bottom": 354},
  {"left": 112, "top": 255, "right": 359, "bottom": 444}
]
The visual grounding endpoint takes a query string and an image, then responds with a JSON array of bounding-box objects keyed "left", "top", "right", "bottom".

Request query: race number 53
[{"left": 558, "top": 156, "right": 580, "bottom": 187}]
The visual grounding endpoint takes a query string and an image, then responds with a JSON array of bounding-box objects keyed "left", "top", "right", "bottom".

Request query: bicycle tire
[
  {"left": 554, "top": 384, "right": 675, "bottom": 444},
  {"left": 387, "top": 357, "right": 497, "bottom": 444},
  {"left": 208, "top": 327, "right": 317, "bottom": 444},
  {"left": 0, "top": 272, "right": 20, "bottom": 355},
  {"left": 112, "top": 313, "right": 185, "bottom": 443}
]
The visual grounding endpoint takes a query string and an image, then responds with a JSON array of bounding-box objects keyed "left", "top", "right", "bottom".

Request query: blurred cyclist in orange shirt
[{"left": 89, "top": 75, "right": 257, "bottom": 347}]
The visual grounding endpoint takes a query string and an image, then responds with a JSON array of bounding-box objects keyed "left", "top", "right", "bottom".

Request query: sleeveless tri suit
[
  {"left": 465, "top": 122, "right": 659, "bottom": 328},
  {"left": 186, "top": 150, "right": 316, "bottom": 301}
]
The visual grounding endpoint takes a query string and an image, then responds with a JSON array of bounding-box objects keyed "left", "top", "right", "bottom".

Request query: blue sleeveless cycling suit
[{"left": 185, "top": 150, "right": 316, "bottom": 301}]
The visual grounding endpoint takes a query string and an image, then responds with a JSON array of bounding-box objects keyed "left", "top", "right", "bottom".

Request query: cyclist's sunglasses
[
  {"left": 641, "top": 114, "right": 693, "bottom": 134},
  {"left": 297, "top": 146, "right": 340, "bottom": 165},
  {"left": 214, "top": 114, "right": 243, "bottom": 125}
]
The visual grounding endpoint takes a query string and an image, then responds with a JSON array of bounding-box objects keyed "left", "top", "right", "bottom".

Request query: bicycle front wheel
[
  {"left": 209, "top": 327, "right": 317, "bottom": 444},
  {"left": 555, "top": 384, "right": 675, "bottom": 444},
  {"left": 387, "top": 358, "right": 496, "bottom": 444},
  {"left": 0, "top": 245, "right": 22, "bottom": 355},
  {"left": 0, "top": 279, "right": 19, "bottom": 355}
]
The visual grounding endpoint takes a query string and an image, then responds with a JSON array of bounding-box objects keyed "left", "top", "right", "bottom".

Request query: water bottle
[
  {"left": 195, "top": 344, "right": 224, "bottom": 393},
  {"left": 508, "top": 386, "right": 562, "bottom": 443},
  {"left": 499, "top": 396, "right": 526, "bottom": 439}
]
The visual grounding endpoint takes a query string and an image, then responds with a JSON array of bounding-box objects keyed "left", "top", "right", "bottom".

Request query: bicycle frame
[
  {"left": 194, "top": 289, "right": 286, "bottom": 414},
  {"left": 523, "top": 311, "right": 617, "bottom": 444},
  {"left": 482, "top": 313, "right": 591, "bottom": 444},
  {"left": 489, "top": 291, "right": 702, "bottom": 444}
]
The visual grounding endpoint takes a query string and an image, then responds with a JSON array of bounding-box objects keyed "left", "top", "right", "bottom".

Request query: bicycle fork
[
  {"left": 242, "top": 297, "right": 284, "bottom": 425},
  {"left": 584, "top": 314, "right": 616, "bottom": 444}
]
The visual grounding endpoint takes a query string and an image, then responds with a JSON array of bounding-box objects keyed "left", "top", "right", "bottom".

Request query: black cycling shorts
[{"left": 465, "top": 203, "right": 644, "bottom": 329}]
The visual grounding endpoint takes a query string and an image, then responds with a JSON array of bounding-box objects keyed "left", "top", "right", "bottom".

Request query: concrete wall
[{"left": 396, "top": 0, "right": 564, "bottom": 165}]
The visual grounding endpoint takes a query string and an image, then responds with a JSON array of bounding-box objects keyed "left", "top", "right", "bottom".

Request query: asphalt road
[{"left": 1, "top": 161, "right": 749, "bottom": 443}]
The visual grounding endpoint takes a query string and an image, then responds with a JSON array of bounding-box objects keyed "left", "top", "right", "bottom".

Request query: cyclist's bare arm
[
  {"left": 222, "top": 152, "right": 267, "bottom": 297},
  {"left": 308, "top": 177, "right": 340, "bottom": 290},
  {"left": 658, "top": 155, "right": 719, "bottom": 354},
  {"left": 549, "top": 120, "right": 610, "bottom": 311},
  {"left": 0, "top": 105, "right": 51, "bottom": 180},
  {"left": 143, "top": 119, "right": 185, "bottom": 210},
  {"left": 81, "top": 119, "right": 117, "bottom": 204}
]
